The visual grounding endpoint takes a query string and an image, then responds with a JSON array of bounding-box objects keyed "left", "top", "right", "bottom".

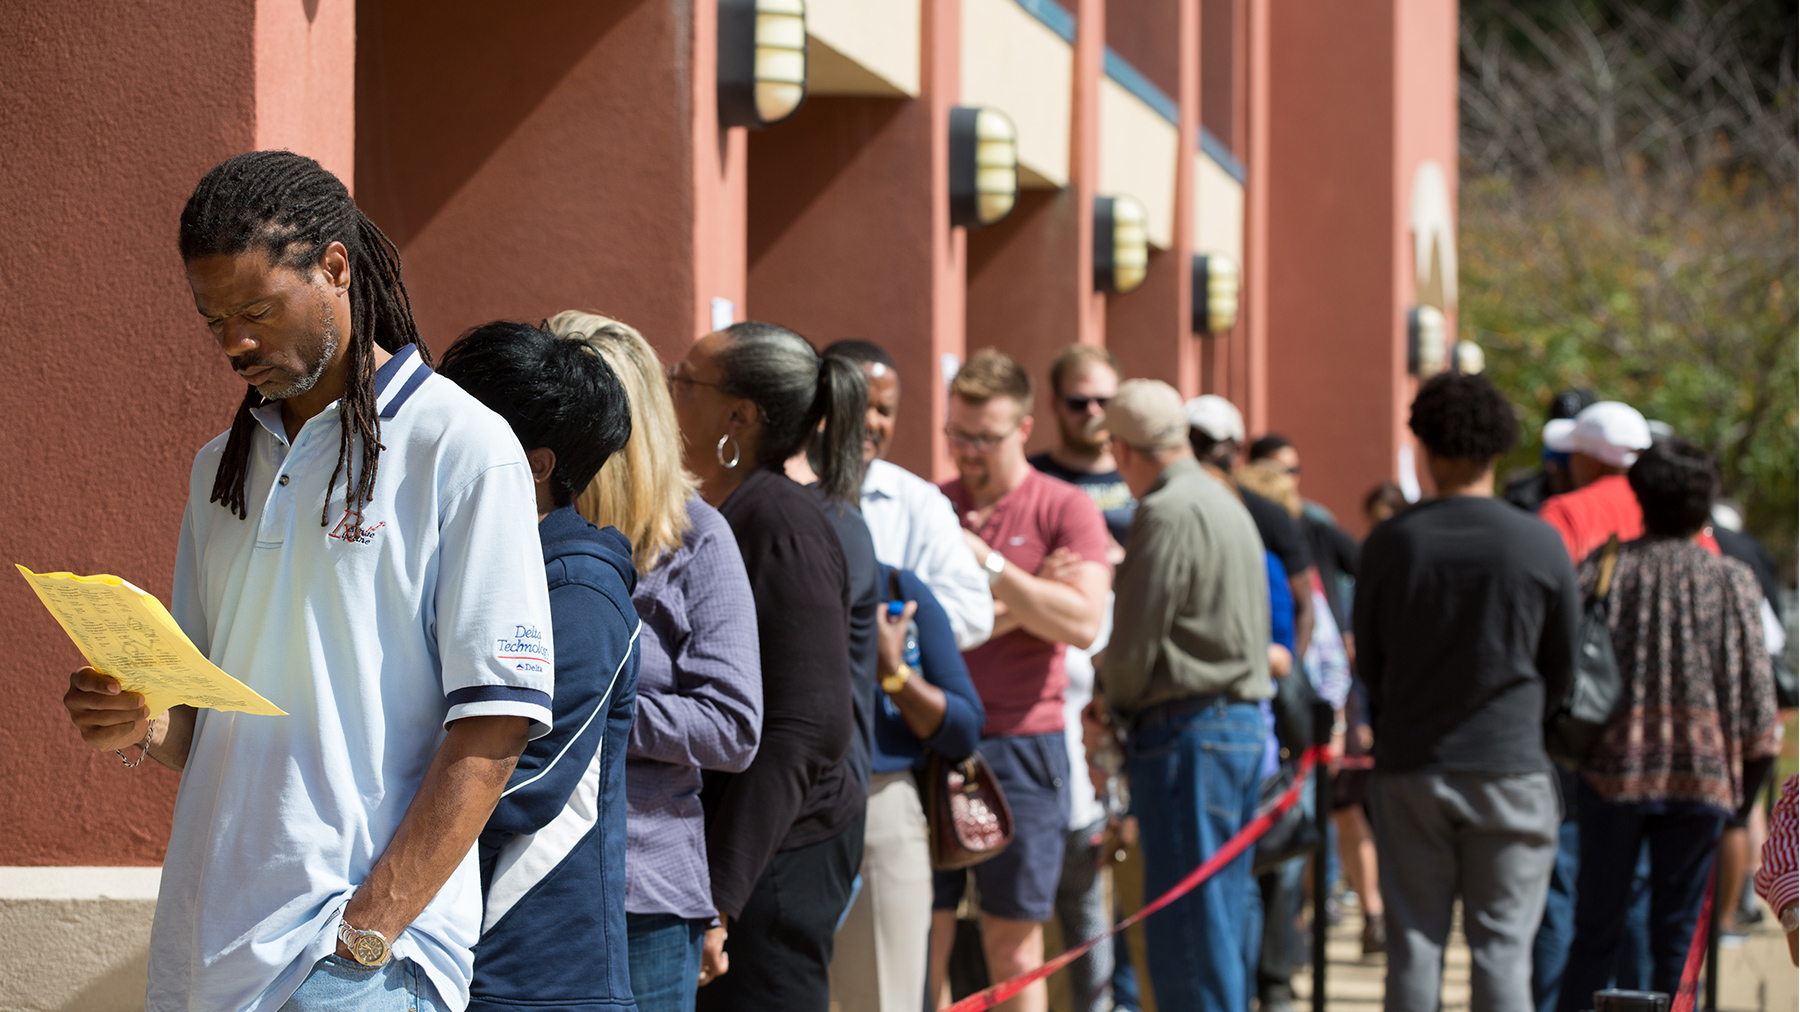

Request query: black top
[
  {"left": 1353, "top": 496, "right": 1580, "bottom": 775},
  {"left": 1714, "top": 526, "right": 1782, "bottom": 610},
  {"left": 814, "top": 491, "right": 882, "bottom": 795},
  {"left": 1302, "top": 511, "right": 1359, "bottom": 631},
  {"left": 1241, "top": 487, "right": 1311, "bottom": 577},
  {"left": 1028, "top": 451, "right": 1136, "bottom": 544},
  {"left": 1502, "top": 468, "right": 1553, "bottom": 514},
  {"left": 703, "top": 466, "right": 859, "bottom": 919}
]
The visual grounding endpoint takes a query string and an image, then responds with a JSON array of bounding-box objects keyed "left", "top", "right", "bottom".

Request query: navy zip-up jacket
[{"left": 472, "top": 506, "right": 641, "bottom": 1011}]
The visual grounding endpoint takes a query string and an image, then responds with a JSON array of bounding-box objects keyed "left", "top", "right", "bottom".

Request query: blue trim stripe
[
  {"left": 1103, "top": 49, "right": 1178, "bottom": 125},
  {"left": 373, "top": 343, "right": 419, "bottom": 391},
  {"left": 379, "top": 363, "right": 432, "bottom": 419},
  {"left": 1199, "top": 127, "right": 1247, "bottom": 184},
  {"left": 447, "top": 685, "right": 554, "bottom": 710},
  {"left": 1012, "top": 0, "right": 1075, "bottom": 43}
]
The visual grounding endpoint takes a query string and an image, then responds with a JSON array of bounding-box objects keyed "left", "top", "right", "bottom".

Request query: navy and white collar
[
  {"left": 375, "top": 344, "right": 431, "bottom": 418},
  {"left": 247, "top": 344, "right": 431, "bottom": 443}
]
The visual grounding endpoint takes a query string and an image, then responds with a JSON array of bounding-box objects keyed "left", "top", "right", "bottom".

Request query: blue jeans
[
  {"left": 280, "top": 956, "right": 447, "bottom": 1011},
  {"left": 1532, "top": 792, "right": 1581, "bottom": 1012},
  {"left": 1555, "top": 782, "right": 1723, "bottom": 1012},
  {"left": 627, "top": 913, "right": 707, "bottom": 1012},
  {"left": 1126, "top": 698, "right": 1265, "bottom": 1012},
  {"left": 1533, "top": 775, "right": 1655, "bottom": 1012}
]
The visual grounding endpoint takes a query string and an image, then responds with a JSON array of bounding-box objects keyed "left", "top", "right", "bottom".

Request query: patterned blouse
[{"left": 1577, "top": 536, "right": 1781, "bottom": 814}]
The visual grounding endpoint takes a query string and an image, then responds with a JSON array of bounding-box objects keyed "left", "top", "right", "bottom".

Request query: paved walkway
[{"left": 1290, "top": 903, "right": 1797, "bottom": 1012}]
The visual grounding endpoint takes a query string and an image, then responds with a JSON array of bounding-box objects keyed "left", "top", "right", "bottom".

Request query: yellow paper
[{"left": 16, "top": 566, "right": 286, "bottom": 719}]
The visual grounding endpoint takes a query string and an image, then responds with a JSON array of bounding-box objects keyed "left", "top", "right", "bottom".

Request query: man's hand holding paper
[{"left": 18, "top": 566, "right": 286, "bottom": 720}]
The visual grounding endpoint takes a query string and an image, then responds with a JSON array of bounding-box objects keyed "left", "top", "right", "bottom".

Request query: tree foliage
[{"left": 1459, "top": 0, "right": 1798, "bottom": 567}]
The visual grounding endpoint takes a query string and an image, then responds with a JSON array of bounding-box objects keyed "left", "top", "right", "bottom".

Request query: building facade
[{"left": 0, "top": 0, "right": 1456, "bottom": 1006}]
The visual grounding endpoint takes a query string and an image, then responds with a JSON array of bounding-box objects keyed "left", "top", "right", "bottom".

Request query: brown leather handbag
[{"left": 924, "top": 751, "right": 1015, "bottom": 870}]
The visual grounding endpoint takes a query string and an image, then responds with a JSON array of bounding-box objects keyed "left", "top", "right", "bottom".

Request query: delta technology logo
[{"left": 495, "top": 624, "right": 551, "bottom": 675}]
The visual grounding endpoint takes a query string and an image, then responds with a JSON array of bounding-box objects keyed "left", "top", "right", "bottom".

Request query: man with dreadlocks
[{"left": 59, "top": 151, "right": 557, "bottom": 1012}]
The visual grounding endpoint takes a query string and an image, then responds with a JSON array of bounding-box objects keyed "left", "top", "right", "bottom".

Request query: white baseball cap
[
  {"left": 1184, "top": 395, "right": 1245, "bottom": 443},
  {"left": 1542, "top": 401, "right": 1653, "bottom": 469}
]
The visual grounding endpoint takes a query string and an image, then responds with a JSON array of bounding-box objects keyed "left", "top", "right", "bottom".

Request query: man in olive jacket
[{"left": 1090, "top": 379, "right": 1272, "bottom": 1012}]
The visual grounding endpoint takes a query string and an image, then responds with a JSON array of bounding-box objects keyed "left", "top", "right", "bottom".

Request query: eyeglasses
[
  {"left": 665, "top": 363, "right": 723, "bottom": 394},
  {"left": 945, "top": 423, "right": 1021, "bottom": 452},
  {"left": 1061, "top": 396, "right": 1112, "bottom": 413}
]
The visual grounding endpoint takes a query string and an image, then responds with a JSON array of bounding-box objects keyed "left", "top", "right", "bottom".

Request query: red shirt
[
  {"left": 1540, "top": 474, "right": 1642, "bottom": 563},
  {"left": 1539, "top": 474, "right": 1718, "bottom": 564},
  {"left": 942, "top": 468, "right": 1111, "bottom": 737}
]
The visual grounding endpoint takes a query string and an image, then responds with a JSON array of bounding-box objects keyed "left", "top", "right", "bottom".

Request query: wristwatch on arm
[
  {"left": 881, "top": 663, "right": 912, "bottom": 694},
  {"left": 983, "top": 550, "right": 1006, "bottom": 587},
  {"left": 338, "top": 913, "right": 393, "bottom": 967}
]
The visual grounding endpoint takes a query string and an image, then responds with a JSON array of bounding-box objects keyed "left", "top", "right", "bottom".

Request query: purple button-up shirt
[{"left": 625, "top": 496, "right": 763, "bottom": 919}]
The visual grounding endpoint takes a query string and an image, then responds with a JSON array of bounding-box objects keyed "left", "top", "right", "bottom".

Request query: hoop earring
[{"left": 716, "top": 434, "right": 741, "bottom": 469}]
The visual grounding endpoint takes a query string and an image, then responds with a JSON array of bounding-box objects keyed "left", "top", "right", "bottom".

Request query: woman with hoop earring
[
  {"left": 544, "top": 312, "right": 762, "bottom": 1012},
  {"left": 668, "top": 321, "right": 869, "bottom": 1012}
]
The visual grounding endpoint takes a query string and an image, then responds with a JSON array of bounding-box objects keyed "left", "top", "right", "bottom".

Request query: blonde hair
[
  {"left": 1233, "top": 459, "right": 1302, "bottom": 519},
  {"left": 544, "top": 310, "right": 698, "bottom": 573},
  {"left": 951, "top": 347, "right": 1034, "bottom": 415}
]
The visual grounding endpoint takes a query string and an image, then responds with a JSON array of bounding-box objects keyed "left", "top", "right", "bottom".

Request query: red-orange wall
[
  {"left": 355, "top": 0, "right": 717, "bottom": 363},
  {"left": 1260, "top": 0, "right": 1457, "bottom": 534},
  {"left": 0, "top": 2, "right": 263, "bottom": 865}
]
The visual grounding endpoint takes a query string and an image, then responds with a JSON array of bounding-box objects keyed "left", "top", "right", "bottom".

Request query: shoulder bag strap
[{"left": 1595, "top": 534, "right": 1622, "bottom": 600}]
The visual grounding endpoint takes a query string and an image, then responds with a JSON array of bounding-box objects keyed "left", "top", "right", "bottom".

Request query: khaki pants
[{"left": 830, "top": 771, "right": 933, "bottom": 1012}]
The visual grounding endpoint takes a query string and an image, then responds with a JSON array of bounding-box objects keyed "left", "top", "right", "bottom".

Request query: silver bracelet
[{"left": 116, "top": 717, "right": 156, "bottom": 769}]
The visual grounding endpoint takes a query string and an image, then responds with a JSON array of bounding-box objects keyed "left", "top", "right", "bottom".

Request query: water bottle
[{"left": 887, "top": 600, "right": 921, "bottom": 669}]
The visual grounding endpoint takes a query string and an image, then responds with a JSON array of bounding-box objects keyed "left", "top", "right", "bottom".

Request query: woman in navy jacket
[
  {"left": 830, "top": 565, "right": 984, "bottom": 1011},
  {"left": 438, "top": 321, "right": 643, "bottom": 1012}
]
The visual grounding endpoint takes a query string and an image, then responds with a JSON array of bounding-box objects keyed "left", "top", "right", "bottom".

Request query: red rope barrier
[{"left": 943, "top": 745, "right": 1326, "bottom": 1012}]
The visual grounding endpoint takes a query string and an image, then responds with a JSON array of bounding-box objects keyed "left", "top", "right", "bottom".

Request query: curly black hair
[
  {"left": 1407, "top": 372, "right": 1519, "bottom": 461},
  {"left": 1628, "top": 438, "right": 1718, "bottom": 537}
]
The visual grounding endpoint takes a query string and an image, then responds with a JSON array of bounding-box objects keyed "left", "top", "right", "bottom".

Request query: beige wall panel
[
  {"left": 1098, "top": 78, "right": 1178, "bottom": 248},
  {"left": 960, "top": 0, "right": 1072, "bottom": 188},
  {"left": 807, "top": 0, "right": 920, "bottom": 97},
  {"left": 0, "top": 867, "right": 160, "bottom": 1012},
  {"left": 1193, "top": 150, "right": 1244, "bottom": 266}
]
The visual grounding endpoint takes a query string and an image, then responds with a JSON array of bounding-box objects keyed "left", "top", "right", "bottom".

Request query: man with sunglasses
[
  {"left": 1027, "top": 345, "right": 1134, "bottom": 553},
  {"left": 929, "top": 348, "right": 1112, "bottom": 1012}
]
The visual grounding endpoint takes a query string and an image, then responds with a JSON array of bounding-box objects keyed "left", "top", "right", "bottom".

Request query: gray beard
[{"left": 262, "top": 302, "right": 340, "bottom": 400}]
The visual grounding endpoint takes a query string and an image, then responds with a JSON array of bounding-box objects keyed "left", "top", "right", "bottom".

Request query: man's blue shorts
[{"left": 933, "top": 732, "right": 1072, "bottom": 923}]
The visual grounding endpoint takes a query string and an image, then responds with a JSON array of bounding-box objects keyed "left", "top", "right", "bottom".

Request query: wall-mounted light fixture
[
  {"left": 1094, "top": 195, "right": 1149, "bottom": 294},
  {"left": 1453, "top": 340, "right": 1485, "bottom": 375},
  {"left": 949, "top": 107, "right": 1019, "bottom": 229},
  {"left": 1190, "top": 253, "right": 1240, "bottom": 335},
  {"left": 1407, "top": 305, "right": 1448, "bottom": 376},
  {"left": 718, "top": 0, "right": 808, "bottom": 129}
]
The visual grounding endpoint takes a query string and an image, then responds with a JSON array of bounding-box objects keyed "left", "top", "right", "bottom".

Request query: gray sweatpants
[{"left": 1368, "top": 771, "right": 1560, "bottom": 1012}]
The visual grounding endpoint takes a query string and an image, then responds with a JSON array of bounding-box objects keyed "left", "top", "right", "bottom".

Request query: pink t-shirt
[{"left": 941, "top": 468, "right": 1111, "bottom": 737}]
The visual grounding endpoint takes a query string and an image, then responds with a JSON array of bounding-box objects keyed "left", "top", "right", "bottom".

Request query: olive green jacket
[{"left": 1100, "top": 456, "right": 1273, "bottom": 724}]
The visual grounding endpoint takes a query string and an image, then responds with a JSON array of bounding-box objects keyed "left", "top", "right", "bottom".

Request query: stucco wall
[
  {"left": 1262, "top": 0, "right": 1406, "bottom": 533},
  {"left": 355, "top": 0, "right": 707, "bottom": 361},
  {"left": 747, "top": 94, "right": 956, "bottom": 480},
  {"left": 0, "top": 0, "right": 262, "bottom": 867}
]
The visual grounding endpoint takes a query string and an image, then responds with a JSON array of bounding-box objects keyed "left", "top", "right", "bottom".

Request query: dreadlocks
[{"left": 179, "top": 150, "right": 430, "bottom": 526}]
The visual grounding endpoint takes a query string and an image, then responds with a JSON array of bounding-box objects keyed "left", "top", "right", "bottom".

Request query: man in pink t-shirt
[{"left": 928, "top": 348, "right": 1111, "bottom": 1012}]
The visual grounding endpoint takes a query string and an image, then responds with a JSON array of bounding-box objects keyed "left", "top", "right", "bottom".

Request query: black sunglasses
[{"left": 1062, "top": 396, "right": 1112, "bottom": 412}]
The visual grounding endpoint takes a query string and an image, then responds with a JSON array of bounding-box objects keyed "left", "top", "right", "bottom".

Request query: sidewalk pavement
[{"left": 1291, "top": 904, "right": 1797, "bottom": 1012}]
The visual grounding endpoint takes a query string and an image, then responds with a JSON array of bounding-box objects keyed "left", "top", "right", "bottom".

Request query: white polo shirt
[
  {"left": 149, "top": 345, "right": 555, "bottom": 1012},
  {"left": 859, "top": 458, "right": 994, "bottom": 650}
]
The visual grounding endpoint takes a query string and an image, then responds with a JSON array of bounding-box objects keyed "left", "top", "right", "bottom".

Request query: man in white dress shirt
[{"left": 824, "top": 340, "right": 993, "bottom": 650}]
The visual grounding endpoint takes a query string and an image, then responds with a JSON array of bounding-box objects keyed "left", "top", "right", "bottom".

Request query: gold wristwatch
[
  {"left": 881, "top": 663, "right": 912, "bottom": 694},
  {"left": 338, "top": 915, "right": 393, "bottom": 967}
]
